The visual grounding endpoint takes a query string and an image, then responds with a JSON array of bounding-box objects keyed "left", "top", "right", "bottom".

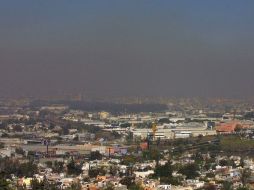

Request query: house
[{"left": 134, "top": 170, "right": 154, "bottom": 178}]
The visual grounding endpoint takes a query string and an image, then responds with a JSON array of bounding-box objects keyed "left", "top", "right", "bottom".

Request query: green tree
[
  {"left": 15, "top": 148, "right": 25, "bottom": 155},
  {"left": 0, "top": 143, "right": 4, "bottom": 149},
  {"left": 0, "top": 177, "right": 12, "bottom": 190},
  {"left": 178, "top": 163, "right": 200, "bottom": 179},
  {"left": 129, "top": 183, "right": 144, "bottom": 190},
  {"left": 153, "top": 161, "right": 173, "bottom": 178},
  {"left": 221, "top": 181, "right": 233, "bottom": 190},
  {"left": 121, "top": 155, "right": 137, "bottom": 165},
  {"left": 120, "top": 123, "right": 131, "bottom": 128},
  {"left": 109, "top": 165, "right": 118, "bottom": 176},
  {"left": 52, "top": 161, "right": 64, "bottom": 173},
  {"left": 45, "top": 161, "right": 53, "bottom": 168},
  {"left": 219, "top": 159, "right": 232, "bottom": 167},
  {"left": 67, "top": 159, "right": 82, "bottom": 176},
  {"left": 119, "top": 177, "right": 135, "bottom": 188},
  {"left": 103, "top": 183, "right": 114, "bottom": 190},
  {"left": 158, "top": 118, "right": 171, "bottom": 124},
  {"left": 30, "top": 178, "right": 44, "bottom": 190},
  {"left": 88, "top": 168, "right": 100, "bottom": 178},
  {"left": 90, "top": 151, "right": 102, "bottom": 160},
  {"left": 241, "top": 168, "right": 251, "bottom": 187},
  {"left": 237, "top": 187, "right": 249, "bottom": 190},
  {"left": 17, "top": 161, "right": 38, "bottom": 177},
  {"left": 152, "top": 161, "right": 182, "bottom": 185},
  {"left": 142, "top": 149, "right": 161, "bottom": 162}
]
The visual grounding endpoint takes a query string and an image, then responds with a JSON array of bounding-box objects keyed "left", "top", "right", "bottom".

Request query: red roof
[
  {"left": 216, "top": 124, "right": 235, "bottom": 132},
  {"left": 216, "top": 121, "right": 247, "bottom": 132}
]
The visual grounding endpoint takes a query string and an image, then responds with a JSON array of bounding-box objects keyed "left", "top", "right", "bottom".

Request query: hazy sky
[{"left": 1, "top": 1, "right": 254, "bottom": 98}]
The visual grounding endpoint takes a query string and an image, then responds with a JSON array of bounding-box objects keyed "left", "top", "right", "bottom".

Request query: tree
[
  {"left": 67, "top": 159, "right": 82, "bottom": 176},
  {"left": 240, "top": 157, "right": 244, "bottom": 168},
  {"left": 45, "top": 161, "right": 53, "bottom": 168},
  {"left": 52, "top": 161, "right": 64, "bottom": 173},
  {"left": 120, "top": 177, "right": 135, "bottom": 188},
  {"left": 221, "top": 181, "right": 233, "bottom": 190},
  {"left": 219, "top": 159, "right": 230, "bottom": 167},
  {"left": 88, "top": 168, "right": 100, "bottom": 178},
  {"left": 30, "top": 178, "right": 44, "bottom": 190},
  {"left": 0, "top": 143, "right": 4, "bottom": 149},
  {"left": 241, "top": 168, "right": 251, "bottom": 187},
  {"left": 152, "top": 161, "right": 182, "bottom": 185},
  {"left": 120, "top": 123, "right": 131, "bottom": 128},
  {"left": 129, "top": 183, "right": 144, "bottom": 190},
  {"left": 17, "top": 183, "right": 27, "bottom": 190},
  {"left": 15, "top": 148, "right": 25, "bottom": 155},
  {"left": 178, "top": 163, "right": 200, "bottom": 179},
  {"left": 0, "top": 177, "right": 12, "bottom": 190},
  {"left": 206, "top": 172, "right": 215, "bottom": 178},
  {"left": 237, "top": 187, "right": 250, "bottom": 190},
  {"left": 142, "top": 149, "right": 161, "bottom": 162},
  {"left": 103, "top": 183, "right": 114, "bottom": 190},
  {"left": 90, "top": 151, "right": 102, "bottom": 160},
  {"left": 153, "top": 161, "right": 173, "bottom": 178},
  {"left": 16, "top": 161, "right": 38, "bottom": 177},
  {"left": 109, "top": 165, "right": 118, "bottom": 176},
  {"left": 158, "top": 118, "right": 171, "bottom": 124},
  {"left": 30, "top": 177, "right": 58, "bottom": 190},
  {"left": 121, "top": 155, "right": 137, "bottom": 165}
]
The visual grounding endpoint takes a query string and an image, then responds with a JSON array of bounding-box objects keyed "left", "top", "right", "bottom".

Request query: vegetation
[
  {"left": 0, "top": 177, "right": 12, "bottom": 190},
  {"left": 119, "top": 177, "right": 135, "bottom": 188},
  {"left": 128, "top": 183, "right": 144, "bottom": 190},
  {"left": 88, "top": 167, "right": 107, "bottom": 178},
  {"left": 121, "top": 155, "right": 140, "bottom": 165},
  {"left": 241, "top": 168, "right": 251, "bottom": 187},
  {"left": 178, "top": 163, "right": 200, "bottom": 179},
  {"left": 237, "top": 187, "right": 250, "bottom": 190},
  {"left": 120, "top": 122, "right": 131, "bottom": 128},
  {"left": 142, "top": 149, "right": 161, "bottom": 161},
  {"left": 153, "top": 161, "right": 173, "bottom": 178},
  {"left": 30, "top": 177, "right": 59, "bottom": 190},
  {"left": 0, "top": 158, "right": 38, "bottom": 178},
  {"left": 15, "top": 148, "right": 25, "bottom": 155},
  {"left": 67, "top": 159, "right": 82, "bottom": 176},
  {"left": 0, "top": 143, "right": 4, "bottom": 149},
  {"left": 220, "top": 136, "right": 254, "bottom": 152},
  {"left": 221, "top": 181, "right": 233, "bottom": 190},
  {"left": 151, "top": 161, "right": 182, "bottom": 185},
  {"left": 53, "top": 161, "right": 64, "bottom": 173},
  {"left": 90, "top": 151, "right": 102, "bottom": 160}
]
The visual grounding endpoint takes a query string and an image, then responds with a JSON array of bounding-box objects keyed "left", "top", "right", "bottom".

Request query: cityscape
[
  {"left": 1, "top": 1, "right": 254, "bottom": 190},
  {"left": 1, "top": 97, "right": 254, "bottom": 190}
]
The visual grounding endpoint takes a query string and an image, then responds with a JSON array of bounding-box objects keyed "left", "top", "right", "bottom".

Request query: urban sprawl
[{"left": 1, "top": 98, "right": 254, "bottom": 190}]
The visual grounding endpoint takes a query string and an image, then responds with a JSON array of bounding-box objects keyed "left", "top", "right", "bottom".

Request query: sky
[{"left": 0, "top": 0, "right": 254, "bottom": 99}]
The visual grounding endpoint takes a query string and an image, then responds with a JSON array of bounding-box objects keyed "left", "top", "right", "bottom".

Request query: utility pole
[{"left": 108, "top": 147, "right": 112, "bottom": 158}]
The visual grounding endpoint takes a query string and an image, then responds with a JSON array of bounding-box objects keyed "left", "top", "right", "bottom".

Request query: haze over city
[
  {"left": 1, "top": 1, "right": 254, "bottom": 98},
  {"left": 3, "top": 2, "right": 254, "bottom": 190}
]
